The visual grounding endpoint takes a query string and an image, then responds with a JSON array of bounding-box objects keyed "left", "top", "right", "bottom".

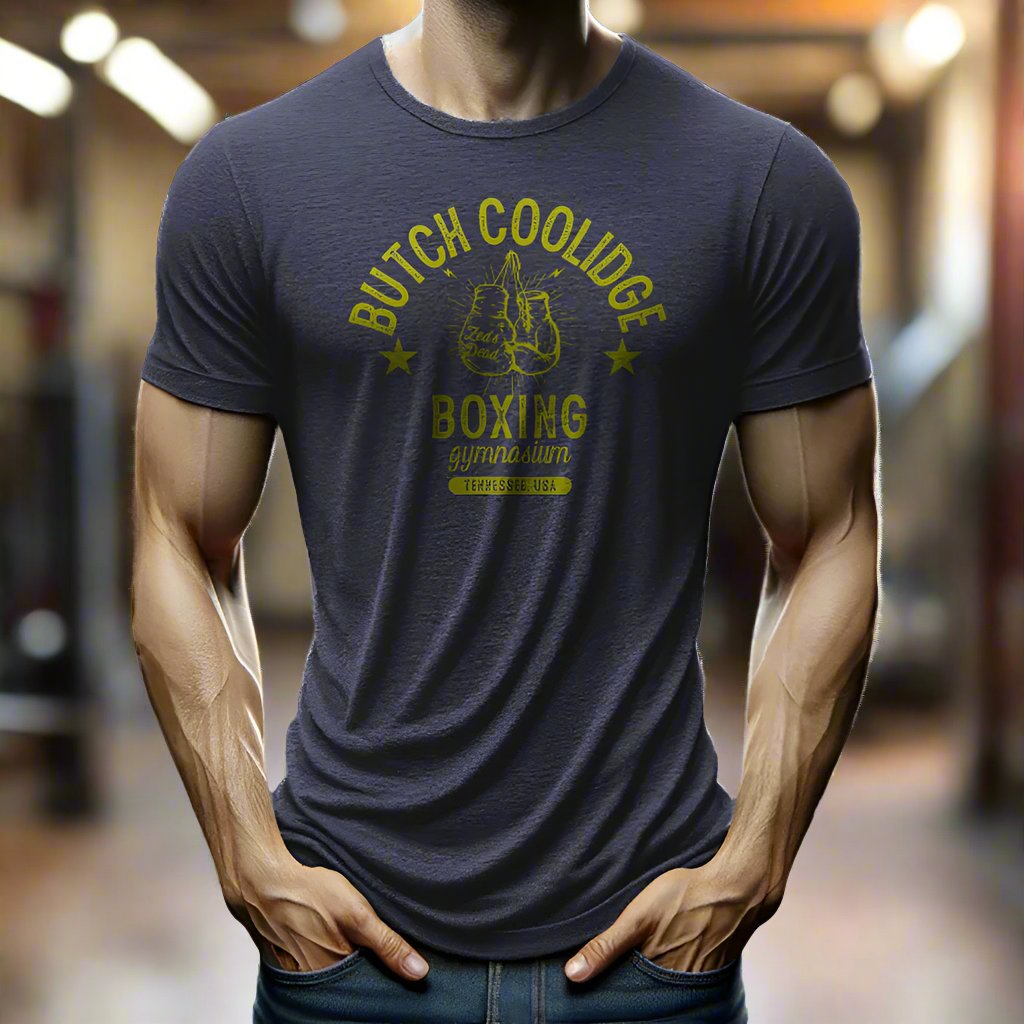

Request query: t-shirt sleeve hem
[
  {"left": 140, "top": 356, "right": 277, "bottom": 418},
  {"left": 735, "top": 345, "right": 873, "bottom": 417}
]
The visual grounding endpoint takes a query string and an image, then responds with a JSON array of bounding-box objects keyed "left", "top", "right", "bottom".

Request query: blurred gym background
[{"left": 0, "top": 1, "right": 1021, "bottom": 1022}]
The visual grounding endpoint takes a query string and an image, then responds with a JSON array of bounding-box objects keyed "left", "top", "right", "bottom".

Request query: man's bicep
[
  {"left": 735, "top": 381, "right": 879, "bottom": 559},
  {"left": 134, "top": 381, "right": 276, "bottom": 561}
]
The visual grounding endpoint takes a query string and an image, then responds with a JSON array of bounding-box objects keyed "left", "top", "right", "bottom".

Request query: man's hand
[
  {"left": 564, "top": 850, "right": 778, "bottom": 981},
  {"left": 228, "top": 852, "right": 429, "bottom": 979}
]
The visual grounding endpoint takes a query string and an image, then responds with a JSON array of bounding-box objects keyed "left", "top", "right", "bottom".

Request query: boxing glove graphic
[
  {"left": 458, "top": 250, "right": 561, "bottom": 377},
  {"left": 459, "top": 276, "right": 516, "bottom": 376},
  {"left": 511, "top": 288, "right": 560, "bottom": 376}
]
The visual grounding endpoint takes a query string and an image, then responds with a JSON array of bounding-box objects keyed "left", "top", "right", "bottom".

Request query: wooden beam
[{"left": 640, "top": 0, "right": 901, "bottom": 35}]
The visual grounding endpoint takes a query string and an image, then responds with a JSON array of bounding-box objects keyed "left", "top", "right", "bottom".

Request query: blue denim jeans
[{"left": 253, "top": 942, "right": 747, "bottom": 1023}]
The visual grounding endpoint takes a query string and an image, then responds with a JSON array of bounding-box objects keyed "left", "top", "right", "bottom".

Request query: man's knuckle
[
  {"left": 344, "top": 903, "right": 374, "bottom": 932},
  {"left": 374, "top": 929, "right": 406, "bottom": 959}
]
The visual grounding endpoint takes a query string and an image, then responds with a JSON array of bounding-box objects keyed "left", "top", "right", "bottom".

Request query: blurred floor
[{"left": 0, "top": 627, "right": 1020, "bottom": 1024}]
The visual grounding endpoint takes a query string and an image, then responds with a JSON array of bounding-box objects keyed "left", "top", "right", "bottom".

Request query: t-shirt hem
[
  {"left": 735, "top": 345, "right": 872, "bottom": 417},
  {"left": 279, "top": 816, "right": 732, "bottom": 961},
  {"left": 141, "top": 358, "right": 277, "bottom": 418}
]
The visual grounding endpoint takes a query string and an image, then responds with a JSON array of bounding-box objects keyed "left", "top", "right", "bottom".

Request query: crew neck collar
[{"left": 368, "top": 32, "right": 638, "bottom": 138}]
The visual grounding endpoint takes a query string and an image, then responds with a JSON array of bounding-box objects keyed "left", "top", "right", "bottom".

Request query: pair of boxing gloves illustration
[{"left": 458, "top": 250, "right": 561, "bottom": 377}]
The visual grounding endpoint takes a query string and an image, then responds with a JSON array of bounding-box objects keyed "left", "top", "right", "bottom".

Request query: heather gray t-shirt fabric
[{"left": 142, "top": 32, "right": 873, "bottom": 959}]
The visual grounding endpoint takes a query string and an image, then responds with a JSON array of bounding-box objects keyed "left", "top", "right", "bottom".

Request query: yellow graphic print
[
  {"left": 379, "top": 337, "right": 417, "bottom": 374},
  {"left": 458, "top": 250, "right": 561, "bottom": 378},
  {"left": 346, "top": 197, "right": 669, "bottom": 496},
  {"left": 604, "top": 338, "right": 640, "bottom": 375}
]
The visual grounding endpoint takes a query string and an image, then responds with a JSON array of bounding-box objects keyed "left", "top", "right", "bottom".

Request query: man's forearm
[
  {"left": 716, "top": 510, "right": 880, "bottom": 901},
  {"left": 131, "top": 515, "right": 286, "bottom": 910}
]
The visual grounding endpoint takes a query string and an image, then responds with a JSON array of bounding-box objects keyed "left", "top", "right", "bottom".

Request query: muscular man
[{"left": 132, "top": 2, "right": 880, "bottom": 1021}]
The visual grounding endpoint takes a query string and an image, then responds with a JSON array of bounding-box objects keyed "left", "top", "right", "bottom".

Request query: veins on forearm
[
  {"left": 132, "top": 525, "right": 280, "bottom": 896},
  {"left": 728, "top": 526, "right": 878, "bottom": 885}
]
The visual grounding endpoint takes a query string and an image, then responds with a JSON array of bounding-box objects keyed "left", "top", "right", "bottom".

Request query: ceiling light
[
  {"left": 290, "top": 0, "right": 348, "bottom": 44},
  {"left": 903, "top": 3, "right": 966, "bottom": 69},
  {"left": 0, "top": 37, "right": 73, "bottom": 116},
  {"left": 590, "top": 0, "right": 645, "bottom": 34},
  {"left": 61, "top": 8, "right": 119, "bottom": 64},
  {"left": 101, "top": 37, "right": 218, "bottom": 144},
  {"left": 827, "top": 72, "right": 884, "bottom": 136}
]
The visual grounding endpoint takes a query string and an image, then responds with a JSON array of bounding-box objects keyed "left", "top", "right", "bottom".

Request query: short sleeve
[
  {"left": 141, "top": 124, "right": 276, "bottom": 418},
  {"left": 736, "top": 123, "right": 873, "bottom": 417}
]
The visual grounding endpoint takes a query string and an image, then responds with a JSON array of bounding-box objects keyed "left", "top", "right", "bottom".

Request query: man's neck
[{"left": 381, "top": 0, "right": 623, "bottom": 123}]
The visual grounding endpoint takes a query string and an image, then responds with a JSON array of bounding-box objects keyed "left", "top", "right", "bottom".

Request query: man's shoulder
[
  {"left": 630, "top": 38, "right": 790, "bottom": 175},
  {"left": 209, "top": 38, "right": 379, "bottom": 169}
]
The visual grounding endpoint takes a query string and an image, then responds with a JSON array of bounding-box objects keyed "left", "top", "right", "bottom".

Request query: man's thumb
[
  {"left": 349, "top": 909, "right": 429, "bottom": 981},
  {"left": 564, "top": 917, "right": 639, "bottom": 982}
]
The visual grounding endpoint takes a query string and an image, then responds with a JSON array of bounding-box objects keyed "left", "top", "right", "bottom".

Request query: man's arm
[
  {"left": 131, "top": 382, "right": 430, "bottom": 980},
  {"left": 724, "top": 380, "right": 880, "bottom": 904},
  {"left": 565, "top": 381, "right": 881, "bottom": 979}
]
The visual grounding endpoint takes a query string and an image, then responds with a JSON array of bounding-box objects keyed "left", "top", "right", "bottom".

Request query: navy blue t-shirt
[{"left": 142, "top": 32, "right": 872, "bottom": 959}]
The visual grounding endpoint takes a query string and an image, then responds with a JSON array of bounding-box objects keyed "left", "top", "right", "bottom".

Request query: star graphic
[
  {"left": 379, "top": 338, "right": 417, "bottom": 375},
  {"left": 603, "top": 339, "right": 641, "bottom": 375}
]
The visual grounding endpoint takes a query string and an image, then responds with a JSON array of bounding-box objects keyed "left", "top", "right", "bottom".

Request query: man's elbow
[{"left": 767, "top": 496, "right": 881, "bottom": 614}]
